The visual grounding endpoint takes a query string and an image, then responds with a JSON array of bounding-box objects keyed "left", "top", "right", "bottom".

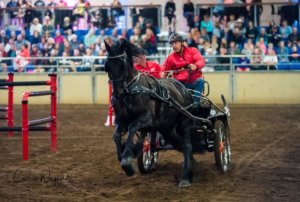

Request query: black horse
[{"left": 104, "top": 39, "right": 212, "bottom": 188}]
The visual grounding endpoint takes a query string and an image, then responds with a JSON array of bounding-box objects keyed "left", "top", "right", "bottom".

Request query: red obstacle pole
[
  {"left": 7, "top": 73, "right": 14, "bottom": 137},
  {"left": 104, "top": 81, "right": 114, "bottom": 127},
  {"left": 50, "top": 74, "right": 57, "bottom": 152},
  {"left": 22, "top": 92, "right": 29, "bottom": 160}
]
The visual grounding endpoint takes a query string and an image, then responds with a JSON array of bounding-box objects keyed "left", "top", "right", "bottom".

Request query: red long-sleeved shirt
[
  {"left": 134, "top": 61, "right": 161, "bottom": 78},
  {"left": 162, "top": 46, "right": 205, "bottom": 83}
]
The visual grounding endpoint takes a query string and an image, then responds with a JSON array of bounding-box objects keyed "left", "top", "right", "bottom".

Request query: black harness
[{"left": 106, "top": 53, "right": 212, "bottom": 128}]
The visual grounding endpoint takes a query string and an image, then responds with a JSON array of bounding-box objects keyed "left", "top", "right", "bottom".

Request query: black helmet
[{"left": 168, "top": 33, "right": 184, "bottom": 44}]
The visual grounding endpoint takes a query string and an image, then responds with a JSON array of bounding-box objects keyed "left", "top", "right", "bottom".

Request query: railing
[
  {"left": 1, "top": 54, "right": 300, "bottom": 73},
  {"left": 196, "top": 1, "right": 300, "bottom": 27}
]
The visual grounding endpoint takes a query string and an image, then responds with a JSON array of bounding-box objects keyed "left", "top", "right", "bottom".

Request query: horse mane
[{"left": 109, "top": 39, "right": 141, "bottom": 68}]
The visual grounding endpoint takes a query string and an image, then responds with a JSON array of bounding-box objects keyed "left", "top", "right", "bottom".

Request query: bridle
[
  {"left": 106, "top": 52, "right": 141, "bottom": 94},
  {"left": 106, "top": 52, "right": 130, "bottom": 83}
]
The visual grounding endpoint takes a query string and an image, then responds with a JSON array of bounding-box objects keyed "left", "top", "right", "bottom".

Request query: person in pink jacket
[{"left": 162, "top": 33, "right": 206, "bottom": 95}]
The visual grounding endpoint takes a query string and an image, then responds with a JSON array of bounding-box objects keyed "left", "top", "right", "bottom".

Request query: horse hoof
[
  {"left": 178, "top": 180, "right": 191, "bottom": 188},
  {"left": 121, "top": 158, "right": 135, "bottom": 176}
]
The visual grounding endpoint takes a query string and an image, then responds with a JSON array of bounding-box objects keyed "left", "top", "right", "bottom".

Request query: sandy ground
[{"left": 0, "top": 104, "right": 300, "bottom": 202}]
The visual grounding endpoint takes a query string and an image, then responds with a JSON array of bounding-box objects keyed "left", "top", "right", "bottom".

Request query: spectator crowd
[{"left": 0, "top": 0, "right": 300, "bottom": 73}]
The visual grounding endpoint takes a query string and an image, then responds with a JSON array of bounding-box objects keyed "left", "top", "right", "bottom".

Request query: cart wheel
[
  {"left": 214, "top": 120, "right": 231, "bottom": 174},
  {"left": 137, "top": 132, "right": 157, "bottom": 174}
]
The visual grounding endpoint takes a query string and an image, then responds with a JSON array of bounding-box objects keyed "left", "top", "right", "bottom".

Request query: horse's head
[{"left": 105, "top": 39, "right": 140, "bottom": 95}]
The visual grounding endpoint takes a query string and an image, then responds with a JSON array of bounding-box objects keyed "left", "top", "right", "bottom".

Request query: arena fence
[{"left": 0, "top": 55, "right": 300, "bottom": 104}]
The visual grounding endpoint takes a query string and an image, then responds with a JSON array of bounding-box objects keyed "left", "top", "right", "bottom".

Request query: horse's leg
[
  {"left": 121, "top": 115, "right": 152, "bottom": 176},
  {"left": 179, "top": 125, "right": 193, "bottom": 188},
  {"left": 113, "top": 124, "right": 124, "bottom": 162}
]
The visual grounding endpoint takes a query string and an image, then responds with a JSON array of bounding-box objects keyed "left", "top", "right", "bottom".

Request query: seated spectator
[
  {"left": 204, "top": 43, "right": 218, "bottom": 68},
  {"left": 236, "top": 55, "right": 251, "bottom": 72},
  {"left": 215, "top": 46, "right": 230, "bottom": 71},
  {"left": 29, "top": 18, "right": 42, "bottom": 36},
  {"left": 263, "top": 48, "right": 278, "bottom": 70},
  {"left": 289, "top": 45, "right": 300, "bottom": 63},
  {"left": 234, "top": 18, "right": 246, "bottom": 34},
  {"left": 250, "top": 47, "right": 265, "bottom": 70},
  {"left": 220, "top": 26, "right": 230, "bottom": 41},
  {"left": 15, "top": 34, "right": 30, "bottom": 50},
  {"left": 13, "top": 50, "right": 27, "bottom": 72},
  {"left": 95, "top": 43, "right": 107, "bottom": 71},
  {"left": 211, "top": 35, "right": 219, "bottom": 52},
  {"left": 130, "top": 26, "right": 143, "bottom": 48},
  {"left": 227, "top": 14, "right": 236, "bottom": 31},
  {"left": 200, "top": 28, "right": 210, "bottom": 42},
  {"left": 59, "top": 51, "right": 74, "bottom": 72},
  {"left": 54, "top": 30, "right": 64, "bottom": 45},
  {"left": 30, "top": 30, "right": 41, "bottom": 45},
  {"left": 228, "top": 41, "right": 241, "bottom": 63},
  {"left": 110, "top": 27, "right": 120, "bottom": 43},
  {"left": 277, "top": 41, "right": 290, "bottom": 62},
  {"left": 212, "top": 21, "right": 222, "bottom": 39},
  {"left": 70, "top": 34, "right": 80, "bottom": 54},
  {"left": 70, "top": 48, "right": 82, "bottom": 71},
  {"left": 228, "top": 27, "right": 246, "bottom": 47},
  {"left": 0, "top": 30, "right": 9, "bottom": 45},
  {"left": 65, "top": 29, "right": 73, "bottom": 42},
  {"left": 280, "top": 20, "right": 292, "bottom": 43},
  {"left": 20, "top": 28, "right": 30, "bottom": 41},
  {"left": 78, "top": 43, "right": 86, "bottom": 55},
  {"left": 242, "top": 43, "right": 253, "bottom": 60},
  {"left": 133, "top": 49, "right": 161, "bottom": 78},
  {"left": 79, "top": 48, "right": 94, "bottom": 71},
  {"left": 220, "top": 37, "right": 228, "bottom": 49},
  {"left": 288, "top": 26, "right": 300, "bottom": 46},
  {"left": 84, "top": 28, "right": 97, "bottom": 48},
  {"left": 200, "top": 14, "right": 213, "bottom": 36},
  {"left": 245, "top": 20, "right": 258, "bottom": 43},
  {"left": 30, "top": 44, "right": 43, "bottom": 68},
  {"left": 45, "top": 49, "right": 57, "bottom": 72},
  {"left": 0, "top": 51, "right": 8, "bottom": 72},
  {"left": 42, "top": 16, "right": 54, "bottom": 35},
  {"left": 62, "top": 38, "right": 71, "bottom": 55},
  {"left": 142, "top": 28, "right": 158, "bottom": 55},
  {"left": 197, "top": 38, "right": 205, "bottom": 54},
  {"left": 10, "top": 30, "right": 17, "bottom": 42},
  {"left": 267, "top": 25, "right": 282, "bottom": 48},
  {"left": 246, "top": 38, "right": 255, "bottom": 51},
  {"left": 256, "top": 37, "right": 267, "bottom": 54},
  {"left": 62, "top": 17, "right": 73, "bottom": 35},
  {"left": 186, "top": 32, "right": 197, "bottom": 48},
  {"left": 45, "top": 37, "right": 55, "bottom": 56},
  {"left": 257, "top": 27, "right": 268, "bottom": 44}
]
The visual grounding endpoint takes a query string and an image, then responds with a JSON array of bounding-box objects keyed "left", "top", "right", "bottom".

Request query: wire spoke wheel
[
  {"left": 137, "top": 132, "right": 157, "bottom": 174},
  {"left": 214, "top": 120, "right": 231, "bottom": 173}
]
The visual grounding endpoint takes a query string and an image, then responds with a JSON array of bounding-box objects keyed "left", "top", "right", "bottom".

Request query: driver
[{"left": 162, "top": 33, "right": 205, "bottom": 95}]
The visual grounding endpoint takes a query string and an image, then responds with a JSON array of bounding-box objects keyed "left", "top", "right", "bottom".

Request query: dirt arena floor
[{"left": 0, "top": 104, "right": 300, "bottom": 202}]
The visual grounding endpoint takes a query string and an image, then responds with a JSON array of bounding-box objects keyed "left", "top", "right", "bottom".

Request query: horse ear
[{"left": 104, "top": 40, "right": 111, "bottom": 52}]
